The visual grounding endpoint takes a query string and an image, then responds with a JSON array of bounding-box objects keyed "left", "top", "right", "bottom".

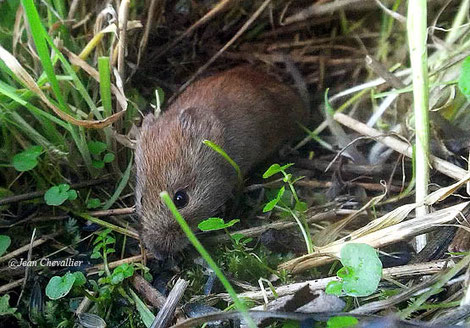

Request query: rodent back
[{"left": 167, "top": 66, "right": 306, "bottom": 174}]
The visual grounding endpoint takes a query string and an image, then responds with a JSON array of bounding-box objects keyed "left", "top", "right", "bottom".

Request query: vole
[{"left": 135, "top": 66, "right": 307, "bottom": 257}]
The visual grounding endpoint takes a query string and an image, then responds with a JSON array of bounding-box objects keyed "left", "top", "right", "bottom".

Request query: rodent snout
[{"left": 140, "top": 222, "right": 188, "bottom": 256}]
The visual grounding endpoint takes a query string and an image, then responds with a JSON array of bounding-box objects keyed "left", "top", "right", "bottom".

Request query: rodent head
[{"left": 135, "top": 107, "right": 234, "bottom": 257}]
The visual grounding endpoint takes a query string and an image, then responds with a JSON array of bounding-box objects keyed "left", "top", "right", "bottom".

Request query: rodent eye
[{"left": 173, "top": 190, "right": 189, "bottom": 209}]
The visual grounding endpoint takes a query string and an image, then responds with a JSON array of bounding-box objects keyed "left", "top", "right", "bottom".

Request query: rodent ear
[
  {"left": 178, "top": 107, "right": 222, "bottom": 138},
  {"left": 142, "top": 113, "right": 157, "bottom": 129},
  {"left": 178, "top": 107, "right": 209, "bottom": 130}
]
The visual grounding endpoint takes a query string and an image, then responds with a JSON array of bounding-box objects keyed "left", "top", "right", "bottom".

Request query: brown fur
[{"left": 135, "top": 66, "right": 306, "bottom": 256}]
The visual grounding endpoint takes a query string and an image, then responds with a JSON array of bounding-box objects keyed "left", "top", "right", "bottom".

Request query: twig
[
  {"left": 215, "top": 259, "right": 454, "bottom": 302},
  {"left": 116, "top": 0, "right": 130, "bottom": 133},
  {"left": 2, "top": 207, "right": 135, "bottom": 228},
  {"left": 280, "top": 202, "right": 468, "bottom": 273},
  {"left": 365, "top": 55, "right": 406, "bottom": 89},
  {"left": 132, "top": 274, "right": 166, "bottom": 309},
  {"left": 0, "top": 231, "right": 61, "bottom": 264},
  {"left": 373, "top": 0, "right": 406, "bottom": 23},
  {"left": 87, "top": 254, "right": 154, "bottom": 275},
  {"left": 16, "top": 228, "right": 36, "bottom": 306},
  {"left": 150, "top": 278, "right": 189, "bottom": 328},
  {"left": 333, "top": 113, "right": 468, "bottom": 181},
  {"left": 0, "top": 177, "right": 111, "bottom": 206},
  {"left": 0, "top": 278, "right": 24, "bottom": 294},
  {"left": 283, "top": 0, "right": 385, "bottom": 25},
  {"left": 137, "top": 0, "right": 164, "bottom": 66}
]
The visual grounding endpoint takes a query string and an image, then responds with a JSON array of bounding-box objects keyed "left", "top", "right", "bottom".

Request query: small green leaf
[
  {"left": 87, "top": 198, "right": 101, "bottom": 209},
  {"left": 92, "top": 160, "right": 105, "bottom": 169},
  {"left": 263, "top": 163, "right": 294, "bottom": 179},
  {"left": 280, "top": 163, "right": 294, "bottom": 171},
  {"left": 198, "top": 217, "right": 239, "bottom": 231},
  {"left": 339, "top": 243, "right": 382, "bottom": 297},
  {"left": 88, "top": 141, "right": 107, "bottom": 155},
  {"left": 458, "top": 56, "right": 470, "bottom": 96},
  {"left": 294, "top": 201, "right": 308, "bottom": 212},
  {"left": 337, "top": 266, "right": 354, "bottom": 279},
  {"left": 0, "top": 235, "right": 11, "bottom": 257},
  {"left": 111, "top": 272, "right": 125, "bottom": 285},
  {"left": 46, "top": 272, "right": 76, "bottom": 300},
  {"left": 263, "top": 164, "right": 281, "bottom": 178},
  {"left": 12, "top": 145, "right": 43, "bottom": 172},
  {"left": 198, "top": 217, "right": 225, "bottom": 231},
  {"left": 262, "top": 198, "right": 279, "bottom": 212},
  {"left": 224, "top": 219, "right": 240, "bottom": 228},
  {"left": 0, "top": 294, "right": 17, "bottom": 316},
  {"left": 327, "top": 316, "right": 359, "bottom": 328},
  {"left": 45, "top": 184, "right": 73, "bottom": 206},
  {"left": 263, "top": 186, "right": 285, "bottom": 212},
  {"left": 121, "top": 263, "right": 134, "bottom": 278},
  {"left": 67, "top": 190, "right": 77, "bottom": 200},
  {"left": 231, "top": 233, "right": 245, "bottom": 244},
  {"left": 91, "top": 252, "right": 101, "bottom": 259},
  {"left": 103, "top": 152, "right": 115, "bottom": 163},
  {"left": 72, "top": 272, "right": 87, "bottom": 287},
  {"left": 325, "top": 281, "right": 343, "bottom": 296}
]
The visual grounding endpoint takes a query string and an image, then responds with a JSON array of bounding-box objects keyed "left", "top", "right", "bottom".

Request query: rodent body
[{"left": 135, "top": 66, "right": 306, "bottom": 257}]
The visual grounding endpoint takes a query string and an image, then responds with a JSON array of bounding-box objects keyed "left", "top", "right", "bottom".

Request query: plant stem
[
  {"left": 407, "top": 0, "right": 430, "bottom": 252},
  {"left": 160, "top": 191, "right": 256, "bottom": 328},
  {"left": 286, "top": 207, "right": 314, "bottom": 254}
]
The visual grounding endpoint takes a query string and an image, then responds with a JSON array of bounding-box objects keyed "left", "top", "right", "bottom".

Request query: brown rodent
[{"left": 135, "top": 66, "right": 307, "bottom": 257}]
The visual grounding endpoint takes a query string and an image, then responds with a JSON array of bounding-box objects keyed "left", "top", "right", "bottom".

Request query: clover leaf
[
  {"left": 44, "top": 184, "right": 77, "bottom": 206},
  {"left": 12, "top": 145, "right": 43, "bottom": 172},
  {"left": 45, "top": 272, "right": 76, "bottom": 300},
  {"left": 87, "top": 141, "right": 107, "bottom": 155},
  {"left": 326, "top": 243, "right": 382, "bottom": 297}
]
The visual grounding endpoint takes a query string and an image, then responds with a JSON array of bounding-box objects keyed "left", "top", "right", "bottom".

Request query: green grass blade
[
  {"left": 160, "top": 191, "right": 256, "bottom": 328},
  {"left": 98, "top": 57, "right": 112, "bottom": 118},
  {"left": 102, "top": 155, "right": 133, "bottom": 210},
  {"left": 203, "top": 140, "right": 243, "bottom": 185},
  {"left": 21, "top": 0, "right": 69, "bottom": 112}
]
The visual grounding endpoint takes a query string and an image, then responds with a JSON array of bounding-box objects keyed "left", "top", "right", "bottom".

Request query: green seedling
[
  {"left": 0, "top": 235, "right": 11, "bottom": 257},
  {"left": 86, "top": 197, "right": 101, "bottom": 209},
  {"left": 262, "top": 163, "right": 313, "bottom": 253},
  {"left": 45, "top": 271, "right": 86, "bottom": 300},
  {"left": 91, "top": 228, "right": 115, "bottom": 276},
  {"left": 326, "top": 243, "right": 382, "bottom": 297},
  {"left": 88, "top": 140, "right": 115, "bottom": 169},
  {"left": 0, "top": 294, "right": 18, "bottom": 316},
  {"left": 12, "top": 145, "right": 43, "bottom": 171},
  {"left": 44, "top": 184, "right": 77, "bottom": 206}
]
